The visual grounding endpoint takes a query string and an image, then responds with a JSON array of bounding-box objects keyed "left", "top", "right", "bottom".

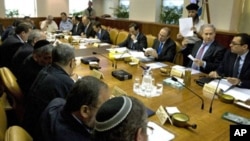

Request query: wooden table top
[{"left": 73, "top": 46, "right": 250, "bottom": 141}]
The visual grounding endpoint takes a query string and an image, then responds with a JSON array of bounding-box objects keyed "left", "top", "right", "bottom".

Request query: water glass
[
  {"left": 133, "top": 77, "right": 140, "bottom": 93},
  {"left": 156, "top": 82, "right": 163, "bottom": 95}
]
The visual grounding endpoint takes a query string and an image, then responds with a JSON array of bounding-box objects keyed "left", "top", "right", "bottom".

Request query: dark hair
[
  {"left": 52, "top": 43, "right": 75, "bottom": 65},
  {"left": 15, "top": 22, "right": 32, "bottom": 34},
  {"left": 74, "top": 15, "right": 81, "bottom": 21},
  {"left": 24, "top": 16, "right": 30, "bottom": 20},
  {"left": 93, "top": 96, "right": 147, "bottom": 141},
  {"left": 12, "top": 19, "right": 22, "bottom": 27},
  {"left": 129, "top": 23, "right": 139, "bottom": 30},
  {"left": 64, "top": 76, "right": 108, "bottom": 113},
  {"left": 93, "top": 21, "right": 102, "bottom": 28},
  {"left": 61, "top": 12, "right": 67, "bottom": 16},
  {"left": 235, "top": 33, "right": 250, "bottom": 48}
]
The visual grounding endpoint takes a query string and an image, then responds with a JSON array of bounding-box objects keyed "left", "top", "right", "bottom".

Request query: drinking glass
[
  {"left": 156, "top": 82, "right": 163, "bottom": 96},
  {"left": 133, "top": 77, "right": 140, "bottom": 93}
]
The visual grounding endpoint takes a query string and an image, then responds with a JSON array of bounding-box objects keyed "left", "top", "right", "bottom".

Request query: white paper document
[
  {"left": 179, "top": 18, "right": 193, "bottom": 37},
  {"left": 188, "top": 54, "right": 195, "bottom": 61},
  {"left": 146, "top": 62, "right": 167, "bottom": 69},
  {"left": 208, "top": 79, "right": 250, "bottom": 102},
  {"left": 171, "top": 65, "right": 200, "bottom": 75},
  {"left": 148, "top": 121, "right": 175, "bottom": 141}
]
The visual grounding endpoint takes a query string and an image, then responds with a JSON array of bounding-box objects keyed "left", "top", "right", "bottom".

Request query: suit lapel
[
  {"left": 240, "top": 52, "right": 250, "bottom": 77},
  {"left": 203, "top": 42, "right": 216, "bottom": 59}
]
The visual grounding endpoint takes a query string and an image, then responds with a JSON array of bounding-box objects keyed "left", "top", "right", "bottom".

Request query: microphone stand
[
  {"left": 209, "top": 77, "right": 222, "bottom": 113},
  {"left": 92, "top": 52, "right": 117, "bottom": 69},
  {"left": 172, "top": 76, "right": 204, "bottom": 110}
]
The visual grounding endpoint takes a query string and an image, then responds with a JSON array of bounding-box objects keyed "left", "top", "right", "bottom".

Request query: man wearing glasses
[{"left": 209, "top": 33, "right": 250, "bottom": 89}]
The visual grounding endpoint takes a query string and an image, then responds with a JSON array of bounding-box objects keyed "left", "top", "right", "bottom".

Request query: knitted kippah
[
  {"left": 186, "top": 3, "right": 199, "bottom": 11},
  {"left": 95, "top": 96, "right": 132, "bottom": 132},
  {"left": 34, "top": 40, "right": 50, "bottom": 50}
]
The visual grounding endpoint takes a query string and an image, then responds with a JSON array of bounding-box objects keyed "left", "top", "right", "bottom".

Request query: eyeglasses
[
  {"left": 230, "top": 42, "right": 243, "bottom": 46},
  {"left": 146, "top": 125, "right": 154, "bottom": 136}
]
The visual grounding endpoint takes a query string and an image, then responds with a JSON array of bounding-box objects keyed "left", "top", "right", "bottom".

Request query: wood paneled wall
[{"left": 1, "top": 17, "right": 235, "bottom": 48}]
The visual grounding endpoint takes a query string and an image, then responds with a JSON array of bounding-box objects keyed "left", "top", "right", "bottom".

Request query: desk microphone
[
  {"left": 209, "top": 75, "right": 224, "bottom": 113},
  {"left": 171, "top": 76, "right": 204, "bottom": 110},
  {"left": 92, "top": 51, "right": 117, "bottom": 69}
]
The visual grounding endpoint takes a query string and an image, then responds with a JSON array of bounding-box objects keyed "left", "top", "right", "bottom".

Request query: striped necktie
[{"left": 233, "top": 56, "right": 241, "bottom": 78}]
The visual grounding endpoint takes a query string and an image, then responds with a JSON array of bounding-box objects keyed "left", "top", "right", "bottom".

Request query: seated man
[
  {"left": 22, "top": 43, "right": 77, "bottom": 138},
  {"left": 182, "top": 24, "right": 226, "bottom": 73},
  {"left": 118, "top": 23, "right": 147, "bottom": 51},
  {"left": 71, "top": 15, "right": 84, "bottom": 36},
  {"left": 209, "top": 33, "right": 250, "bottom": 89},
  {"left": 17, "top": 40, "right": 52, "bottom": 96},
  {"left": 23, "top": 16, "right": 36, "bottom": 29},
  {"left": 81, "top": 16, "right": 96, "bottom": 38},
  {"left": 12, "top": 29, "right": 47, "bottom": 75},
  {"left": 145, "top": 27, "right": 176, "bottom": 62},
  {"left": 0, "top": 22, "right": 32, "bottom": 70},
  {"left": 59, "top": 12, "right": 73, "bottom": 31},
  {"left": 40, "top": 15, "right": 58, "bottom": 32},
  {"left": 93, "top": 96, "right": 148, "bottom": 141},
  {"left": 1, "top": 19, "right": 22, "bottom": 42},
  {"left": 39, "top": 76, "right": 110, "bottom": 141},
  {"left": 92, "top": 21, "right": 111, "bottom": 43}
]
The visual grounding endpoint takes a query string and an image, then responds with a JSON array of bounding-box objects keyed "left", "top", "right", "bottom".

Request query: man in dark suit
[
  {"left": 145, "top": 27, "right": 176, "bottom": 62},
  {"left": 71, "top": 15, "right": 84, "bottom": 36},
  {"left": 92, "top": 21, "right": 111, "bottom": 43},
  {"left": 81, "top": 16, "right": 96, "bottom": 38},
  {"left": 39, "top": 76, "right": 110, "bottom": 141},
  {"left": 12, "top": 29, "right": 47, "bottom": 76},
  {"left": 118, "top": 23, "right": 147, "bottom": 51},
  {"left": 22, "top": 43, "right": 77, "bottom": 139},
  {"left": 209, "top": 33, "right": 250, "bottom": 89},
  {"left": 0, "top": 22, "right": 32, "bottom": 71},
  {"left": 183, "top": 24, "right": 226, "bottom": 73}
]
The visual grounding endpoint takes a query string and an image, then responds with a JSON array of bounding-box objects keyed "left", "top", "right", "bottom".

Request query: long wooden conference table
[{"left": 72, "top": 45, "right": 250, "bottom": 141}]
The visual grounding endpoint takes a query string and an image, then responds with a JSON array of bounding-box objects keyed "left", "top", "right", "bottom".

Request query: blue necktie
[
  {"left": 98, "top": 32, "right": 101, "bottom": 39},
  {"left": 157, "top": 42, "right": 163, "bottom": 54},
  {"left": 233, "top": 56, "right": 241, "bottom": 78}
]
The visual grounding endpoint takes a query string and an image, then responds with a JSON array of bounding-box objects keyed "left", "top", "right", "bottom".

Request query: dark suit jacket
[
  {"left": 152, "top": 38, "right": 176, "bottom": 62},
  {"left": 187, "top": 40, "right": 226, "bottom": 73},
  {"left": 71, "top": 22, "right": 84, "bottom": 36},
  {"left": 0, "top": 34, "right": 24, "bottom": 71},
  {"left": 12, "top": 43, "right": 33, "bottom": 76},
  {"left": 118, "top": 32, "right": 147, "bottom": 51},
  {"left": 83, "top": 22, "right": 96, "bottom": 38},
  {"left": 22, "top": 64, "right": 74, "bottom": 137},
  {"left": 216, "top": 50, "right": 250, "bottom": 89},
  {"left": 96, "top": 29, "right": 111, "bottom": 43},
  {"left": 39, "top": 98, "right": 92, "bottom": 141}
]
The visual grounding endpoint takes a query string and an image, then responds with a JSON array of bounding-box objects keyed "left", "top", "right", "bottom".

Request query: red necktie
[{"left": 196, "top": 44, "right": 207, "bottom": 59}]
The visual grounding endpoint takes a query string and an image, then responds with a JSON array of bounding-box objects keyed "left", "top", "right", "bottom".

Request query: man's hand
[
  {"left": 227, "top": 77, "right": 241, "bottom": 86},
  {"left": 209, "top": 71, "right": 219, "bottom": 78},
  {"left": 193, "top": 59, "right": 204, "bottom": 67}
]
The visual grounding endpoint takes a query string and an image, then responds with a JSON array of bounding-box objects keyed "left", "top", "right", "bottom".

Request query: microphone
[
  {"left": 92, "top": 51, "right": 117, "bottom": 69},
  {"left": 171, "top": 76, "right": 204, "bottom": 110},
  {"left": 209, "top": 74, "right": 224, "bottom": 113}
]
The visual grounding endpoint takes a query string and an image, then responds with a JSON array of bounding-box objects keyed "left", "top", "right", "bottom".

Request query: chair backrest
[
  {"left": 173, "top": 41, "right": 184, "bottom": 66},
  {"left": 5, "top": 126, "right": 33, "bottom": 141},
  {"left": 0, "top": 67, "right": 24, "bottom": 122},
  {"left": 109, "top": 28, "right": 119, "bottom": 45},
  {"left": 0, "top": 101, "right": 7, "bottom": 141},
  {"left": 116, "top": 30, "right": 129, "bottom": 45},
  {"left": 146, "top": 34, "right": 156, "bottom": 48}
]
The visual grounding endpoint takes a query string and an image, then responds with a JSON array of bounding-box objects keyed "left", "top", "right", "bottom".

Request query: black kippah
[
  {"left": 186, "top": 3, "right": 199, "bottom": 11},
  {"left": 34, "top": 40, "right": 50, "bottom": 50},
  {"left": 95, "top": 96, "right": 132, "bottom": 132}
]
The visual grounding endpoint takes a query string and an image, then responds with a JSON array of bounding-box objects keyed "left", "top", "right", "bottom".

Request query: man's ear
[
  {"left": 80, "top": 105, "right": 90, "bottom": 118},
  {"left": 135, "top": 127, "right": 145, "bottom": 141}
]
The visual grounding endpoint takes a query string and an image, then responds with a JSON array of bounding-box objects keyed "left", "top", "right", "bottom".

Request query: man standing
[
  {"left": 118, "top": 23, "right": 147, "bottom": 51},
  {"left": 209, "top": 33, "right": 250, "bottom": 89},
  {"left": 83, "top": 1, "right": 96, "bottom": 21},
  {"left": 145, "top": 27, "right": 176, "bottom": 62},
  {"left": 183, "top": 24, "right": 226, "bottom": 73}
]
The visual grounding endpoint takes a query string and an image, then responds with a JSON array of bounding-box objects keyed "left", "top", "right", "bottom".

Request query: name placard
[
  {"left": 91, "top": 69, "right": 104, "bottom": 79},
  {"left": 111, "top": 86, "right": 127, "bottom": 97},
  {"left": 156, "top": 105, "right": 172, "bottom": 125},
  {"left": 203, "top": 83, "right": 220, "bottom": 99},
  {"left": 170, "top": 69, "right": 183, "bottom": 78}
]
